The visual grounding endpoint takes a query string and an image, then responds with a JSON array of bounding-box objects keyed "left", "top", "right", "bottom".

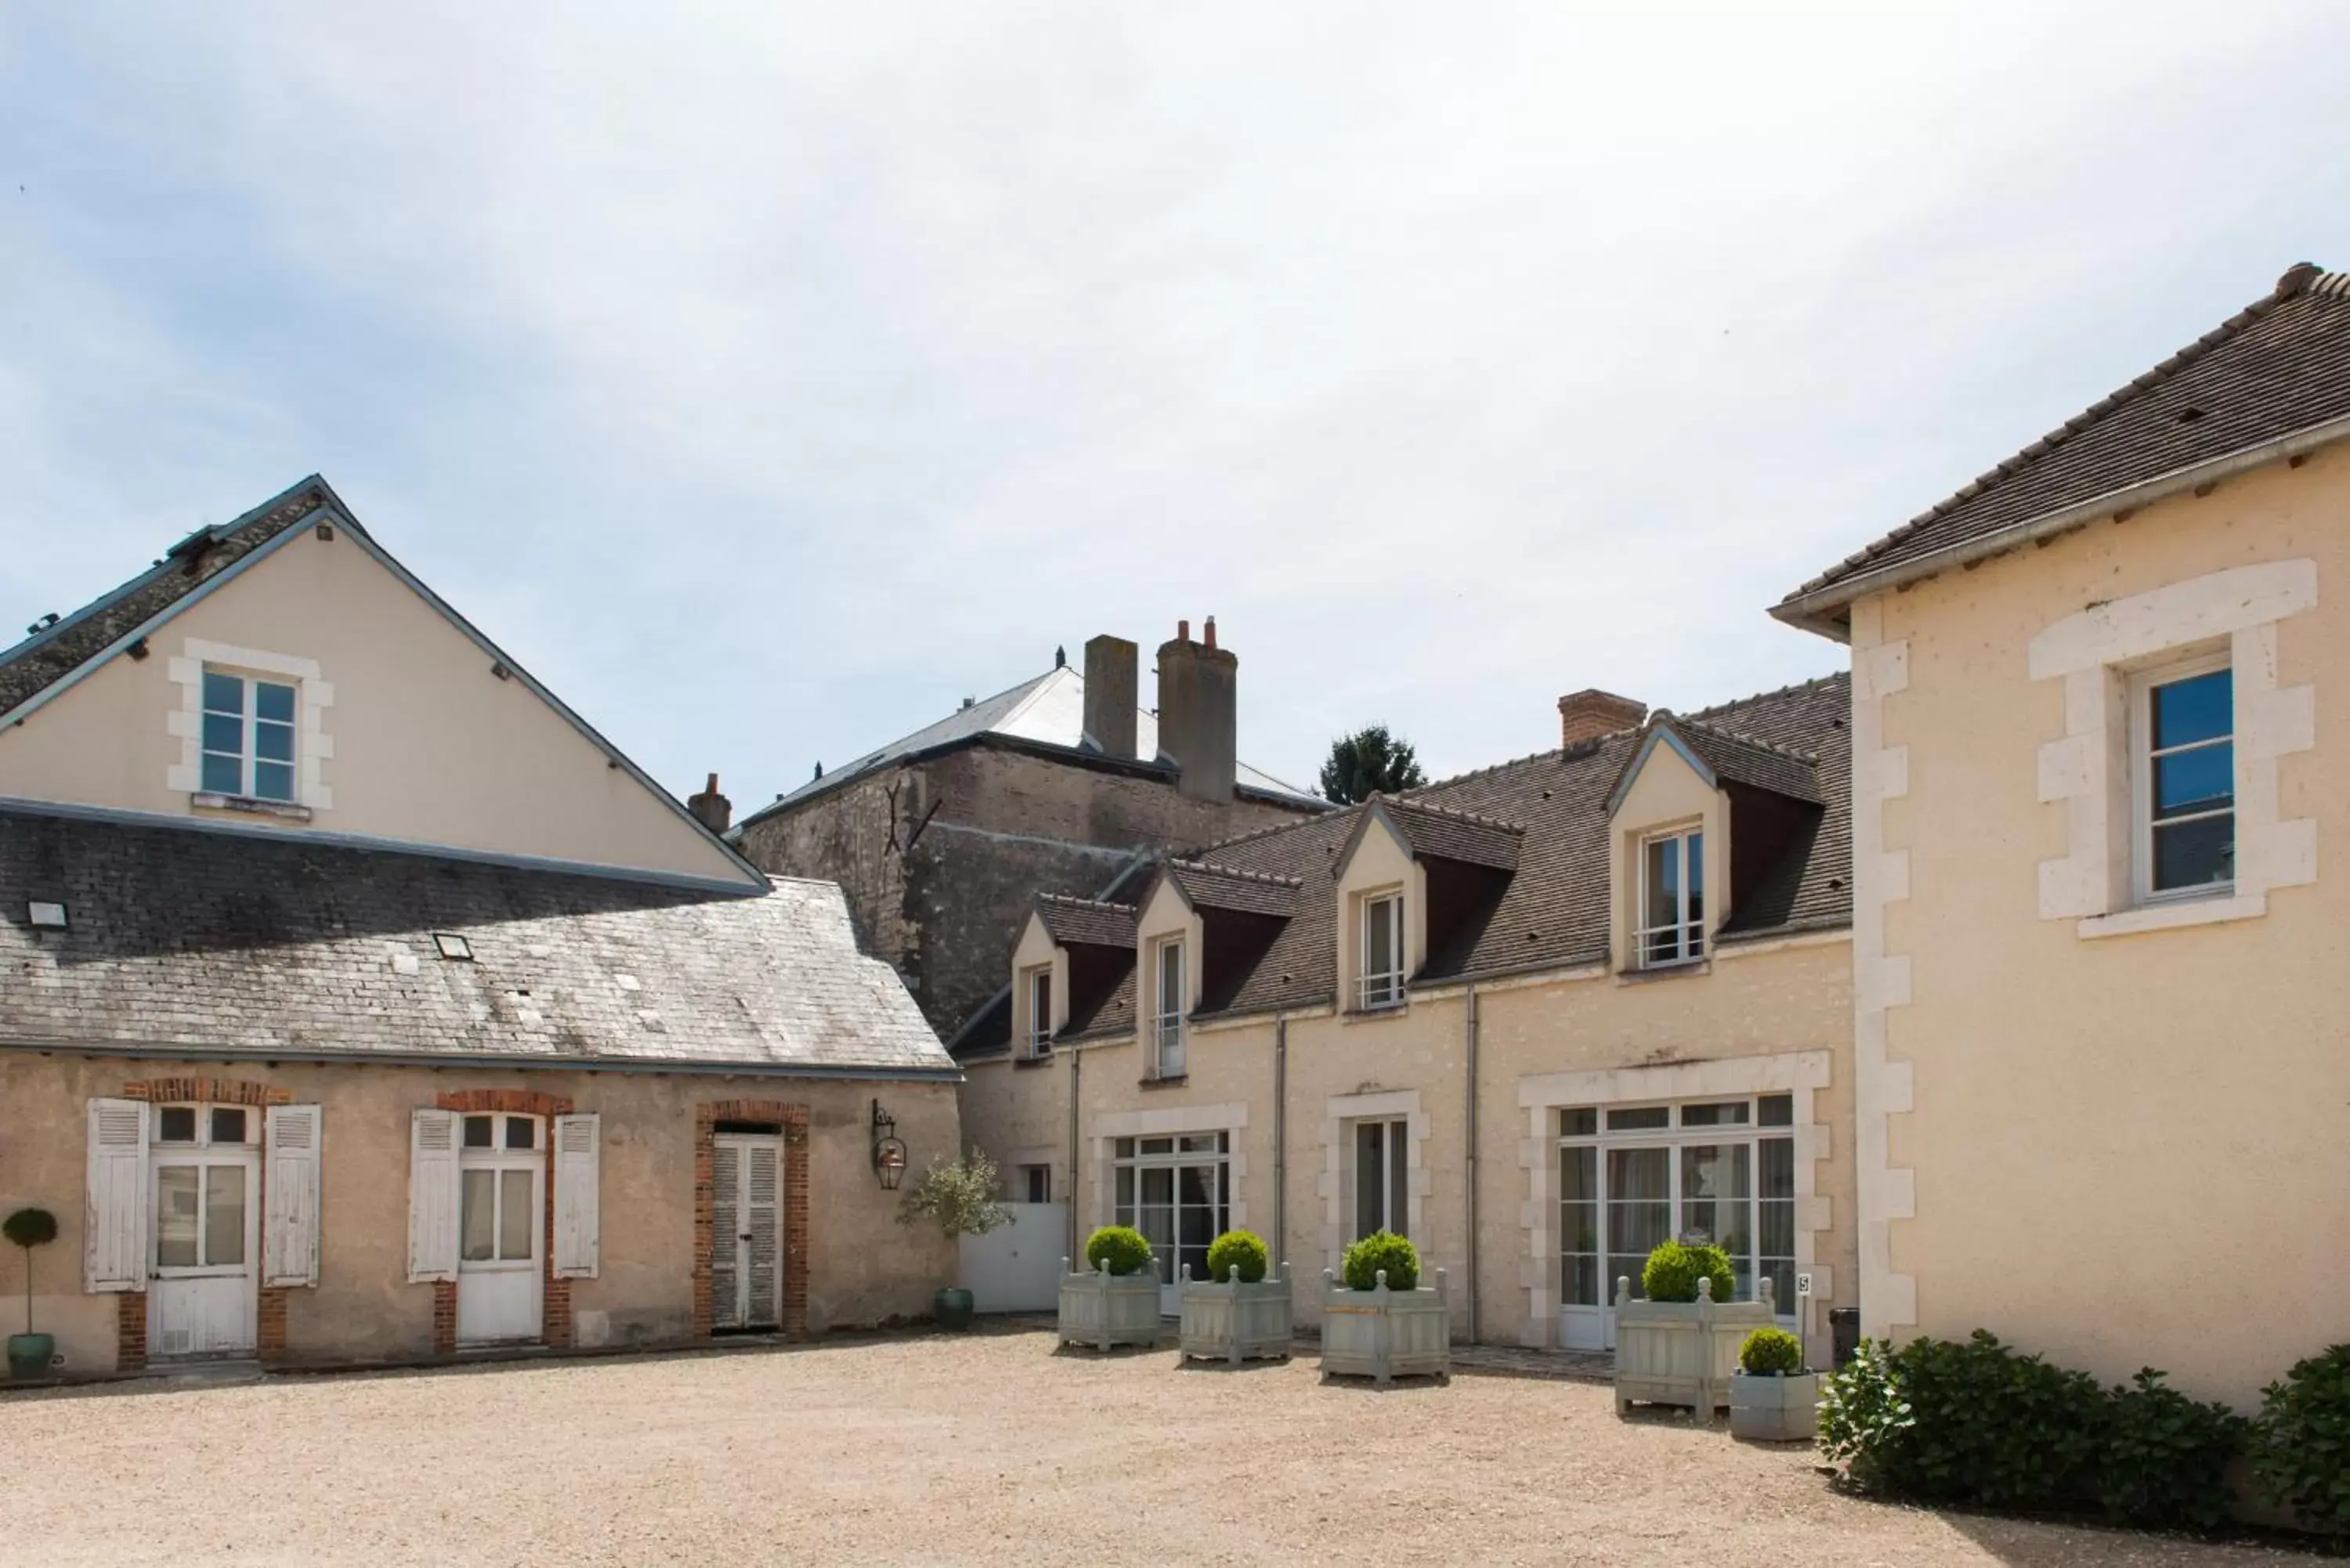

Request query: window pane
[
  {"left": 2153, "top": 742, "right": 2232, "bottom": 819},
  {"left": 1158, "top": 945, "right": 1183, "bottom": 1015},
  {"left": 1365, "top": 897, "right": 1394, "bottom": 970},
  {"left": 209, "top": 1107, "right": 248, "bottom": 1145},
  {"left": 1388, "top": 1122, "right": 1409, "bottom": 1240},
  {"left": 201, "top": 672, "right": 243, "bottom": 714},
  {"left": 1607, "top": 1147, "right": 1671, "bottom": 1300},
  {"left": 1138, "top": 1167, "right": 1176, "bottom": 1284},
  {"left": 1605, "top": 1106, "right": 1670, "bottom": 1131},
  {"left": 255, "top": 720, "right": 295, "bottom": 764},
  {"left": 1686, "top": 830, "right": 1704, "bottom": 934},
  {"left": 1759, "top": 1136, "right": 1795, "bottom": 1201},
  {"left": 1177, "top": 1133, "right": 1221, "bottom": 1153},
  {"left": 255, "top": 681, "right": 297, "bottom": 724},
  {"left": 1758, "top": 1093, "right": 1794, "bottom": 1128},
  {"left": 156, "top": 1166, "right": 200, "bottom": 1267},
  {"left": 254, "top": 762, "right": 295, "bottom": 802},
  {"left": 461, "top": 1170, "right": 495, "bottom": 1261},
  {"left": 158, "top": 1107, "right": 197, "bottom": 1143},
  {"left": 1355, "top": 1121, "right": 1385, "bottom": 1239},
  {"left": 1560, "top": 1107, "right": 1597, "bottom": 1137},
  {"left": 1139, "top": 1137, "right": 1172, "bottom": 1156},
  {"left": 499, "top": 1169, "right": 533, "bottom": 1260},
  {"left": 201, "top": 711, "right": 244, "bottom": 757},
  {"left": 1680, "top": 1101, "right": 1749, "bottom": 1126},
  {"left": 1114, "top": 1137, "right": 1135, "bottom": 1159},
  {"left": 199, "top": 753, "right": 243, "bottom": 795},
  {"left": 1679, "top": 1143, "right": 1752, "bottom": 1271},
  {"left": 204, "top": 1165, "right": 246, "bottom": 1267},
  {"left": 2154, "top": 814, "right": 2234, "bottom": 892},
  {"left": 504, "top": 1117, "right": 535, "bottom": 1151},
  {"left": 463, "top": 1115, "right": 494, "bottom": 1148},
  {"left": 1562, "top": 1252, "right": 1598, "bottom": 1308},
  {"left": 1643, "top": 838, "right": 1677, "bottom": 932},
  {"left": 2152, "top": 670, "right": 2230, "bottom": 750},
  {"left": 1177, "top": 1165, "right": 1218, "bottom": 1284}
]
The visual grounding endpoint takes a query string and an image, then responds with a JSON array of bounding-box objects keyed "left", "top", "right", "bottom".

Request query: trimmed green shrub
[
  {"left": 2095, "top": 1369, "right": 2247, "bottom": 1531},
  {"left": 1083, "top": 1225, "right": 1153, "bottom": 1277},
  {"left": 1875, "top": 1330, "right": 2104, "bottom": 1508},
  {"left": 1203, "top": 1230, "right": 1269, "bottom": 1285},
  {"left": 1739, "top": 1326, "right": 1803, "bottom": 1376},
  {"left": 2248, "top": 1342, "right": 2350, "bottom": 1537},
  {"left": 1640, "top": 1240, "right": 1734, "bottom": 1305},
  {"left": 5, "top": 1207, "right": 58, "bottom": 1338},
  {"left": 1341, "top": 1230, "right": 1419, "bottom": 1293}
]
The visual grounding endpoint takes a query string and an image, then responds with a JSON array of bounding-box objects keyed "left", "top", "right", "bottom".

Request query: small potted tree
[
  {"left": 1728, "top": 1325, "right": 1819, "bottom": 1441},
  {"left": 895, "top": 1150, "right": 1014, "bottom": 1331},
  {"left": 1319, "top": 1230, "right": 1449, "bottom": 1386},
  {"left": 1177, "top": 1230, "right": 1291, "bottom": 1366},
  {"left": 1612, "top": 1240, "right": 1779, "bottom": 1416},
  {"left": 1058, "top": 1226, "right": 1162, "bottom": 1352},
  {"left": 5, "top": 1207, "right": 58, "bottom": 1382}
]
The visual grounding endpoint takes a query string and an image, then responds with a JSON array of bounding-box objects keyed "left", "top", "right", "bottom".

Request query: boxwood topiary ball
[
  {"left": 1203, "top": 1230, "right": 1268, "bottom": 1284},
  {"left": 1740, "top": 1326, "right": 1804, "bottom": 1375},
  {"left": 1641, "top": 1240, "right": 1736, "bottom": 1304},
  {"left": 1341, "top": 1230, "right": 1419, "bottom": 1292},
  {"left": 2, "top": 1208, "right": 57, "bottom": 1250},
  {"left": 1083, "top": 1224, "right": 1154, "bottom": 1277}
]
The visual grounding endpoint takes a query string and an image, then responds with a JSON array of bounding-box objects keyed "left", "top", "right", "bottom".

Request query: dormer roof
[
  {"left": 1164, "top": 859, "right": 1302, "bottom": 918},
  {"left": 1033, "top": 893, "right": 1139, "bottom": 949},
  {"left": 1607, "top": 713, "right": 1824, "bottom": 815}
]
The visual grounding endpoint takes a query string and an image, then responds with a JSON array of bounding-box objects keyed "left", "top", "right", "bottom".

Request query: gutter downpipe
[
  {"left": 1273, "top": 1014, "right": 1288, "bottom": 1274},
  {"left": 1465, "top": 982, "right": 1480, "bottom": 1345},
  {"left": 1066, "top": 1042, "right": 1082, "bottom": 1266}
]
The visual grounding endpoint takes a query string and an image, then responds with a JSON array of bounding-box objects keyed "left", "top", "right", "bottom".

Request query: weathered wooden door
[{"left": 711, "top": 1134, "right": 783, "bottom": 1330}]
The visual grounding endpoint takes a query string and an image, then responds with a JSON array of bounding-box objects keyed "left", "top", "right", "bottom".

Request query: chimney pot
[
  {"left": 687, "top": 773, "right": 733, "bottom": 834},
  {"left": 1556, "top": 689, "right": 1647, "bottom": 748},
  {"left": 1177, "top": 619, "right": 1190, "bottom": 643},
  {"left": 1203, "top": 616, "right": 1217, "bottom": 650}
]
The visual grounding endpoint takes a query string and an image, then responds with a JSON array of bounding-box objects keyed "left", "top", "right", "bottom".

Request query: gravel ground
[{"left": 0, "top": 1327, "right": 2304, "bottom": 1567}]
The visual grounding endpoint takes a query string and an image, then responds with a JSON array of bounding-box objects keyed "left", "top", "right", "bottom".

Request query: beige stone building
[
  {"left": 1773, "top": 262, "right": 2350, "bottom": 1408},
  {"left": 960, "top": 678, "right": 1860, "bottom": 1367},
  {"left": 0, "top": 477, "right": 959, "bottom": 1375}
]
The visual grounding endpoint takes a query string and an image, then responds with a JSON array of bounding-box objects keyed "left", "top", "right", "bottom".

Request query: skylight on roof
[
  {"left": 27, "top": 901, "right": 66, "bottom": 930},
  {"left": 432, "top": 932, "right": 474, "bottom": 961}
]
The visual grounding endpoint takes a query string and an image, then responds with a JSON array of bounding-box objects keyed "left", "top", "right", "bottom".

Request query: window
[
  {"left": 154, "top": 1104, "right": 253, "bottom": 1147},
  {"left": 1152, "top": 939, "right": 1185, "bottom": 1078},
  {"left": 1358, "top": 892, "right": 1404, "bottom": 1009},
  {"left": 458, "top": 1114, "right": 541, "bottom": 1266},
  {"left": 1353, "top": 1118, "right": 1408, "bottom": 1240},
  {"left": 1021, "top": 1165, "right": 1052, "bottom": 1204},
  {"left": 1556, "top": 1093, "right": 1796, "bottom": 1328},
  {"left": 149, "top": 1103, "right": 256, "bottom": 1277},
  {"left": 1636, "top": 829, "right": 1705, "bottom": 966},
  {"left": 200, "top": 670, "right": 298, "bottom": 802},
  {"left": 2134, "top": 659, "right": 2234, "bottom": 901},
  {"left": 1112, "top": 1131, "right": 1228, "bottom": 1290},
  {"left": 1025, "top": 966, "right": 1054, "bottom": 1059}
]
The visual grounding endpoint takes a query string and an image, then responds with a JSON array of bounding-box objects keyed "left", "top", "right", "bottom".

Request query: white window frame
[
  {"left": 2129, "top": 652, "right": 2235, "bottom": 907},
  {"left": 1111, "top": 1131, "right": 1230, "bottom": 1295},
  {"left": 198, "top": 667, "right": 302, "bottom": 804},
  {"left": 1352, "top": 1117, "right": 1409, "bottom": 1241},
  {"left": 1635, "top": 827, "right": 1705, "bottom": 968},
  {"left": 1152, "top": 938, "right": 1186, "bottom": 1079},
  {"left": 458, "top": 1113, "right": 544, "bottom": 1268},
  {"left": 149, "top": 1103, "right": 261, "bottom": 1277},
  {"left": 1357, "top": 891, "right": 1405, "bottom": 1010},
  {"left": 1023, "top": 966, "right": 1054, "bottom": 1059},
  {"left": 1021, "top": 1164, "right": 1052, "bottom": 1204}
]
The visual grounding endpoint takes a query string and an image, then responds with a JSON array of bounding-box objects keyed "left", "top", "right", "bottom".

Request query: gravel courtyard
[{"left": 0, "top": 1327, "right": 2300, "bottom": 1567}]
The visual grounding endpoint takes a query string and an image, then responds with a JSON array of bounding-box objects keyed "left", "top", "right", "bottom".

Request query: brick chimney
[
  {"left": 687, "top": 772, "right": 732, "bottom": 833},
  {"left": 1082, "top": 634, "right": 1139, "bottom": 759},
  {"left": 1156, "top": 617, "right": 1237, "bottom": 804},
  {"left": 1557, "top": 689, "right": 1647, "bottom": 747}
]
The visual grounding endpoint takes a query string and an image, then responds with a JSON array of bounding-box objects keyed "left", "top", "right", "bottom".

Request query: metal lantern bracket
[{"left": 870, "top": 1098, "right": 907, "bottom": 1190}]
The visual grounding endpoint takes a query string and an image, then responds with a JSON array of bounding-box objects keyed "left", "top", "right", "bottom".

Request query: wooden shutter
[
  {"left": 407, "top": 1108, "right": 460, "bottom": 1283},
  {"left": 263, "top": 1104, "right": 324, "bottom": 1288},
  {"left": 551, "top": 1113, "right": 599, "bottom": 1280},
  {"left": 745, "top": 1140, "right": 782, "bottom": 1328},
  {"left": 84, "top": 1098, "right": 147, "bottom": 1293},
  {"left": 710, "top": 1140, "right": 741, "bottom": 1330}
]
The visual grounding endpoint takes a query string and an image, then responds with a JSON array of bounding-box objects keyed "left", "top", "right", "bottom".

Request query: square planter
[
  {"left": 1612, "top": 1276, "right": 1779, "bottom": 1415},
  {"left": 1729, "top": 1370, "right": 1820, "bottom": 1442},
  {"left": 1177, "top": 1263, "right": 1292, "bottom": 1365},
  {"left": 1058, "top": 1257, "right": 1162, "bottom": 1352},
  {"left": 1318, "top": 1267, "right": 1450, "bottom": 1386}
]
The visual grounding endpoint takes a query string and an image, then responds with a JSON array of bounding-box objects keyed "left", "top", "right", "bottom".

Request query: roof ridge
[
  {"left": 1168, "top": 858, "right": 1304, "bottom": 888},
  {"left": 1037, "top": 891, "right": 1138, "bottom": 912},
  {"left": 1188, "top": 802, "right": 1360, "bottom": 858},
  {"left": 1680, "top": 670, "right": 1848, "bottom": 724},
  {"left": 1378, "top": 793, "right": 1525, "bottom": 833},
  {"left": 1668, "top": 711, "right": 1824, "bottom": 766},
  {"left": 1788, "top": 266, "right": 2330, "bottom": 601}
]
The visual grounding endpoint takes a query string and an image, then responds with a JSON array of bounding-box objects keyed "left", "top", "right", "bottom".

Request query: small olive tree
[
  {"left": 896, "top": 1149, "right": 1015, "bottom": 1241},
  {"left": 4, "top": 1208, "right": 58, "bottom": 1335}
]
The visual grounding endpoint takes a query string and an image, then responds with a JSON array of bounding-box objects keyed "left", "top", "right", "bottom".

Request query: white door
[
  {"left": 1112, "top": 1133, "right": 1230, "bottom": 1316},
  {"left": 710, "top": 1134, "right": 783, "bottom": 1331},
  {"left": 149, "top": 1146, "right": 259, "bottom": 1360},
  {"left": 457, "top": 1113, "right": 544, "bottom": 1344}
]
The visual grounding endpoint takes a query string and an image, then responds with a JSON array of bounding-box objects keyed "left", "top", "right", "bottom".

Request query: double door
[
  {"left": 1558, "top": 1136, "right": 1790, "bottom": 1351},
  {"left": 1112, "top": 1133, "right": 1229, "bottom": 1315},
  {"left": 711, "top": 1133, "right": 784, "bottom": 1331}
]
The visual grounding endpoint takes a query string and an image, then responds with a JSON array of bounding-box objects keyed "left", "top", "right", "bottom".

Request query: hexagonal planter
[
  {"left": 1177, "top": 1262, "right": 1292, "bottom": 1365},
  {"left": 1057, "top": 1257, "right": 1161, "bottom": 1352},
  {"left": 1612, "top": 1276, "right": 1778, "bottom": 1415},
  {"left": 1318, "top": 1267, "right": 1449, "bottom": 1386},
  {"left": 1728, "top": 1370, "right": 1820, "bottom": 1441}
]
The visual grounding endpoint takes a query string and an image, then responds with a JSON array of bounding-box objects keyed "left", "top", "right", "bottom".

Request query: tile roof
[
  {"left": 0, "top": 810, "right": 954, "bottom": 1077},
  {"left": 1035, "top": 894, "right": 1139, "bottom": 949},
  {"left": 0, "top": 478, "right": 329, "bottom": 721},
  {"left": 1665, "top": 717, "right": 1824, "bottom": 807},
  {"left": 1376, "top": 797, "right": 1524, "bottom": 871},
  {"left": 738, "top": 663, "right": 1325, "bottom": 828},
  {"left": 1166, "top": 859, "right": 1302, "bottom": 917},
  {"left": 1781, "top": 264, "right": 2350, "bottom": 624},
  {"left": 1061, "top": 966, "right": 1137, "bottom": 1042}
]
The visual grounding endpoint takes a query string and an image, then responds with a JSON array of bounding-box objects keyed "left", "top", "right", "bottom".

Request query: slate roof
[
  {"left": 0, "top": 809, "right": 956, "bottom": 1077},
  {"left": 1000, "top": 672, "right": 1851, "bottom": 1035},
  {"left": 1165, "top": 860, "right": 1302, "bottom": 917},
  {"left": 736, "top": 663, "right": 1325, "bottom": 828},
  {"left": 1781, "top": 264, "right": 2350, "bottom": 625},
  {"left": 0, "top": 479, "right": 330, "bottom": 721},
  {"left": 1035, "top": 894, "right": 1140, "bottom": 948},
  {"left": 1061, "top": 967, "right": 1138, "bottom": 1042}
]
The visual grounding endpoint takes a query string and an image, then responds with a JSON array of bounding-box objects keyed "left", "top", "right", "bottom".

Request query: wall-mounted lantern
[{"left": 871, "top": 1099, "right": 907, "bottom": 1190}]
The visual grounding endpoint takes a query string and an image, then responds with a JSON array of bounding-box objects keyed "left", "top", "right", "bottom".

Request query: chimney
[
  {"left": 1156, "top": 617, "right": 1237, "bottom": 805},
  {"left": 1557, "top": 689, "right": 1647, "bottom": 747},
  {"left": 1082, "top": 634, "right": 1139, "bottom": 759},
  {"left": 687, "top": 772, "right": 732, "bottom": 833}
]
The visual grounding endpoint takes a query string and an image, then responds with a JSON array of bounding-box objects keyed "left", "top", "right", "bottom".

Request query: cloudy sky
[{"left": 6, "top": 2, "right": 2348, "bottom": 804}]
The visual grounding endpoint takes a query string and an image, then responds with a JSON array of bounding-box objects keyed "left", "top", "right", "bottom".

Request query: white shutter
[
  {"left": 551, "top": 1113, "right": 600, "bottom": 1280},
  {"left": 84, "top": 1098, "right": 147, "bottom": 1293},
  {"left": 263, "top": 1104, "right": 324, "bottom": 1288},
  {"left": 407, "top": 1107, "right": 461, "bottom": 1283}
]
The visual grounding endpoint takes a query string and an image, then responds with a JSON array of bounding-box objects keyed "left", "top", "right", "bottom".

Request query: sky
[{"left": 6, "top": 2, "right": 2350, "bottom": 807}]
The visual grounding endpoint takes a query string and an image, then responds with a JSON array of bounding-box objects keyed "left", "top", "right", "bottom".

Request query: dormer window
[
  {"left": 201, "top": 670, "right": 298, "bottom": 802},
  {"left": 1152, "top": 938, "right": 1186, "bottom": 1078},
  {"left": 1637, "top": 829, "right": 1705, "bottom": 966},
  {"left": 1359, "top": 891, "right": 1404, "bottom": 1009},
  {"left": 1024, "top": 965, "right": 1054, "bottom": 1059}
]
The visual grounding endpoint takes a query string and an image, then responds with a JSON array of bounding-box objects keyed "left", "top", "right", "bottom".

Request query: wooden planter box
[
  {"left": 1177, "top": 1263, "right": 1292, "bottom": 1365},
  {"left": 1318, "top": 1267, "right": 1450, "bottom": 1386},
  {"left": 1057, "top": 1258, "right": 1162, "bottom": 1352},
  {"left": 1612, "top": 1276, "right": 1778, "bottom": 1415},
  {"left": 1729, "top": 1370, "right": 1820, "bottom": 1442}
]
